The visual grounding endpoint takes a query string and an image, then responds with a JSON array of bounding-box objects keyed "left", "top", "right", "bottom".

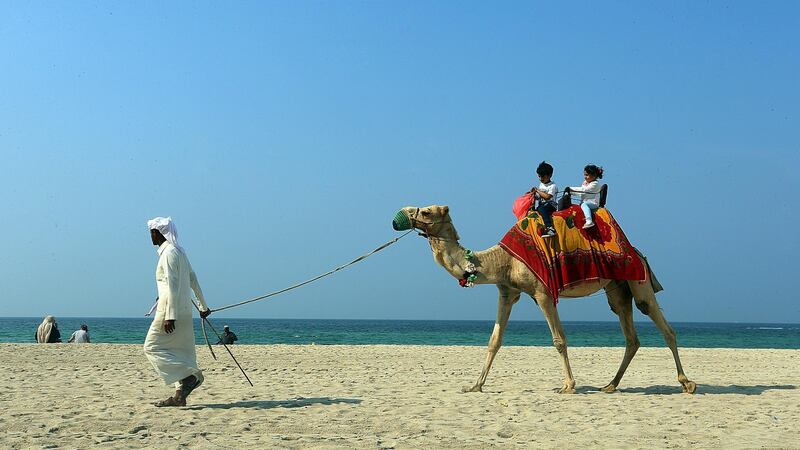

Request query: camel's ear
[{"left": 442, "top": 206, "right": 449, "bottom": 215}]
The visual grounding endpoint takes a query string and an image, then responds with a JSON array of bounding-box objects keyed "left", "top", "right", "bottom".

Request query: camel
[{"left": 394, "top": 205, "right": 696, "bottom": 394}]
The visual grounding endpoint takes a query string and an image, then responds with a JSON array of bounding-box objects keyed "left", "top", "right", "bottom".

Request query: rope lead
[{"left": 210, "top": 230, "right": 414, "bottom": 313}]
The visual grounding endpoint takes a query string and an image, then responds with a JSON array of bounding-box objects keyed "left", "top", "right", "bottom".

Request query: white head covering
[
  {"left": 36, "top": 315, "right": 55, "bottom": 343},
  {"left": 147, "top": 216, "right": 183, "bottom": 251}
]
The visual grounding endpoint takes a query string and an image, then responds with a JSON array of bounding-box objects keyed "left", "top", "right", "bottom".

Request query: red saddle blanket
[{"left": 499, "top": 205, "right": 645, "bottom": 302}]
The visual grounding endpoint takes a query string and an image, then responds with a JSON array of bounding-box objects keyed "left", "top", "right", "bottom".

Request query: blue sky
[{"left": 1, "top": 2, "right": 797, "bottom": 323}]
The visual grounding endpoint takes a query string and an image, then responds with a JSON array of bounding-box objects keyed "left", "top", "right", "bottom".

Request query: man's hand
[
  {"left": 200, "top": 309, "right": 212, "bottom": 319},
  {"left": 164, "top": 319, "right": 175, "bottom": 333}
]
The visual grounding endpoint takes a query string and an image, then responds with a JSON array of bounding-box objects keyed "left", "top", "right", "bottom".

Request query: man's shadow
[
  {"left": 572, "top": 384, "right": 796, "bottom": 395},
  {"left": 186, "top": 397, "right": 362, "bottom": 410}
]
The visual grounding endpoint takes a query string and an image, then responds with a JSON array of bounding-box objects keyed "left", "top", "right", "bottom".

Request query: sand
[{"left": 0, "top": 343, "right": 797, "bottom": 449}]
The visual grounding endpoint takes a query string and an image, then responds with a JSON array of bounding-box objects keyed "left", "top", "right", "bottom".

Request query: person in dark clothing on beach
[
  {"left": 216, "top": 325, "right": 238, "bottom": 345},
  {"left": 35, "top": 315, "right": 62, "bottom": 343}
]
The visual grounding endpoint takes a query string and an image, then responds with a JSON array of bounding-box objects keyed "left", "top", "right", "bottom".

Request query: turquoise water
[{"left": 3, "top": 318, "right": 798, "bottom": 348}]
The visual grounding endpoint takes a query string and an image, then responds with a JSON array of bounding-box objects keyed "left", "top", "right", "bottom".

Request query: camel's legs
[
  {"left": 536, "top": 290, "right": 576, "bottom": 394},
  {"left": 629, "top": 280, "right": 697, "bottom": 394},
  {"left": 463, "top": 285, "right": 520, "bottom": 393},
  {"left": 601, "top": 282, "right": 639, "bottom": 393}
]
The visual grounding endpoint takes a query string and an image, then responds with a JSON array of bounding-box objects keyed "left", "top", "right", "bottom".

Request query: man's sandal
[{"left": 153, "top": 396, "right": 186, "bottom": 407}]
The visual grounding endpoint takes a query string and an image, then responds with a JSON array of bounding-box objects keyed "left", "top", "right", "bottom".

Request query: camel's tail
[{"left": 634, "top": 248, "right": 663, "bottom": 293}]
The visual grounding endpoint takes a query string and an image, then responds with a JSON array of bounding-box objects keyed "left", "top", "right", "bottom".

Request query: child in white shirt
[
  {"left": 569, "top": 164, "right": 604, "bottom": 229},
  {"left": 531, "top": 161, "right": 558, "bottom": 238}
]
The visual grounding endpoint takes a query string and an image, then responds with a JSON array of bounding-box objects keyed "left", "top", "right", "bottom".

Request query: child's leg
[
  {"left": 537, "top": 203, "right": 556, "bottom": 229},
  {"left": 580, "top": 202, "right": 594, "bottom": 224}
]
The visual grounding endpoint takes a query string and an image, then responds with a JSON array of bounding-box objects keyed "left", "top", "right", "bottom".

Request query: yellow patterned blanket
[{"left": 499, "top": 205, "right": 646, "bottom": 302}]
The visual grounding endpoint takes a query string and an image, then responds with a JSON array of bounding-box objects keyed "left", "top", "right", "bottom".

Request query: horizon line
[{"left": 1, "top": 316, "right": 798, "bottom": 325}]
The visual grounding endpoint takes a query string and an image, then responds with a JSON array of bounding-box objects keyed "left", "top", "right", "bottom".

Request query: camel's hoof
[
  {"left": 600, "top": 383, "right": 617, "bottom": 393},
  {"left": 682, "top": 381, "right": 697, "bottom": 394},
  {"left": 461, "top": 385, "right": 483, "bottom": 393},
  {"left": 557, "top": 386, "right": 576, "bottom": 394}
]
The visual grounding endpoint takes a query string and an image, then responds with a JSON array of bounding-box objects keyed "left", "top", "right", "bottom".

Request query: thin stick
[
  {"left": 200, "top": 317, "right": 217, "bottom": 360},
  {"left": 192, "top": 301, "right": 217, "bottom": 360},
  {"left": 202, "top": 317, "right": 254, "bottom": 387}
]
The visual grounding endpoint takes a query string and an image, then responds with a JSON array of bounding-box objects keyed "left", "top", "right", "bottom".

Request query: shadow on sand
[
  {"left": 186, "top": 397, "right": 362, "bottom": 410},
  {"left": 571, "top": 384, "right": 797, "bottom": 395}
]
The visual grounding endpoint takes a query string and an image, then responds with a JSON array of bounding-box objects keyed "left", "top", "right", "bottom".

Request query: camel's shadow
[
  {"left": 572, "top": 384, "right": 796, "bottom": 395},
  {"left": 186, "top": 397, "right": 362, "bottom": 410}
]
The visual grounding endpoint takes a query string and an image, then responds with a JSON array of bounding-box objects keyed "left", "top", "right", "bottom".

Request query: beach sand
[{"left": 0, "top": 344, "right": 797, "bottom": 449}]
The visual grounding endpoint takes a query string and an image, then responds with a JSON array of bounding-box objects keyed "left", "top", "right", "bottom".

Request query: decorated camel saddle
[{"left": 499, "top": 205, "right": 646, "bottom": 302}]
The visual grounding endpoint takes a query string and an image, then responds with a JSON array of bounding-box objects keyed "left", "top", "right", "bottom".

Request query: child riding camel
[
  {"left": 531, "top": 161, "right": 558, "bottom": 238},
  {"left": 569, "top": 164, "right": 603, "bottom": 229}
]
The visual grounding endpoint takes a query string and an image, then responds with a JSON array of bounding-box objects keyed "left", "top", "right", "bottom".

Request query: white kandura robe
[{"left": 143, "top": 242, "right": 209, "bottom": 387}]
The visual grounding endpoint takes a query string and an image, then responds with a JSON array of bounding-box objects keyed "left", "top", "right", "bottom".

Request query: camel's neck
[{"left": 427, "top": 223, "right": 469, "bottom": 279}]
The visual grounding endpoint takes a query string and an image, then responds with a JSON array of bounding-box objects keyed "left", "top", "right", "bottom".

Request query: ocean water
[{"left": 2, "top": 318, "right": 798, "bottom": 349}]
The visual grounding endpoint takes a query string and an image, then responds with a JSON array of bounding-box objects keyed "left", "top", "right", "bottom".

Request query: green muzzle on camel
[{"left": 392, "top": 210, "right": 412, "bottom": 231}]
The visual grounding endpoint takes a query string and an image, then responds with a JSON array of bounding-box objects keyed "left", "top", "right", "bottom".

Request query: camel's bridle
[{"left": 406, "top": 208, "right": 459, "bottom": 242}]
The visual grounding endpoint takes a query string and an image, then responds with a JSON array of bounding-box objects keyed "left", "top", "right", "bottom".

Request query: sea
[{"left": 2, "top": 318, "right": 798, "bottom": 349}]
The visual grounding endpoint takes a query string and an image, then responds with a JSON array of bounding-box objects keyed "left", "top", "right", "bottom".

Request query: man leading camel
[{"left": 143, "top": 217, "right": 212, "bottom": 407}]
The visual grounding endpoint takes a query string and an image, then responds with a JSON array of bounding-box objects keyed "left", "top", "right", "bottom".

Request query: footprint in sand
[{"left": 497, "top": 426, "right": 515, "bottom": 439}]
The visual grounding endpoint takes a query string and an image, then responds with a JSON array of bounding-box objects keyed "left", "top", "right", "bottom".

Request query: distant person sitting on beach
[
  {"left": 68, "top": 324, "right": 91, "bottom": 343},
  {"left": 217, "top": 325, "right": 238, "bottom": 345},
  {"left": 35, "top": 315, "right": 62, "bottom": 343}
]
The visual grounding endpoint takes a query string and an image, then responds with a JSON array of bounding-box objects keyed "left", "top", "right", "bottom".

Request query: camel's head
[{"left": 393, "top": 205, "right": 456, "bottom": 239}]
